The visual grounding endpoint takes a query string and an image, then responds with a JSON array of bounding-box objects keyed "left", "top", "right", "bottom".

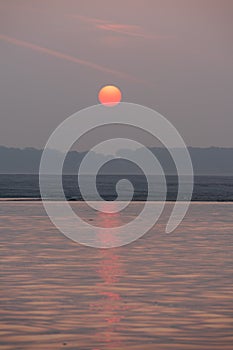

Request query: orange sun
[{"left": 98, "top": 85, "right": 122, "bottom": 107}]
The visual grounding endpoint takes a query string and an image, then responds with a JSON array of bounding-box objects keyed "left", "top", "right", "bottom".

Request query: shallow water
[{"left": 0, "top": 202, "right": 233, "bottom": 349}]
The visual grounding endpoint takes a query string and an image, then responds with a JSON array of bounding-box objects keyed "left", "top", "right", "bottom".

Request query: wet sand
[{"left": 0, "top": 202, "right": 233, "bottom": 349}]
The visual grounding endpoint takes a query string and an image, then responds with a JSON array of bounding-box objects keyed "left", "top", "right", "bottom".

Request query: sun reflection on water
[{"left": 90, "top": 203, "right": 127, "bottom": 348}]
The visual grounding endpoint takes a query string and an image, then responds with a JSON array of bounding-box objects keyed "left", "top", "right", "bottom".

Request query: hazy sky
[{"left": 0, "top": 0, "right": 233, "bottom": 150}]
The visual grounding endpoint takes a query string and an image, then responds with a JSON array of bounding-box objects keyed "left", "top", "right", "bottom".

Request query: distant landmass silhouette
[{"left": 0, "top": 146, "right": 233, "bottom": 175}]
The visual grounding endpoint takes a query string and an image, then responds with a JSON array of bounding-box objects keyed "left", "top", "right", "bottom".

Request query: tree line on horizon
[{"left": 0, "top": 145, "right": 233, "bottom": 175}]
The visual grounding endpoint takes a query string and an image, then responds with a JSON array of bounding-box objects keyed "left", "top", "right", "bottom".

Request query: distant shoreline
[
  {"left": 1, "top": 199, "right": 233, "bottom": 203},
  {"left": 1, "top": 146, "right": 233, "bottom": 175}
]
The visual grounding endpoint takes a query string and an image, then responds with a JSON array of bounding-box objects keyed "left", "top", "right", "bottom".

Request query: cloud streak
[
  {"left": 69, "top": 14, "right": 163, "bottom": 40},
  {"left": 96, "top": 23, "right": 154, "bottom": 39},
  {"left": 0, "top": 34, "right": 135, "bottom": 80}
]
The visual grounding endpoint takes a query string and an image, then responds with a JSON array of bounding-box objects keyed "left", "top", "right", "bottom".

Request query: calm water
[
  {"left": 0, "top": 201, "right": 232, "bottom": 349},
  {"left": 1, "top": 174, "right": 233, "bottom": 201}
]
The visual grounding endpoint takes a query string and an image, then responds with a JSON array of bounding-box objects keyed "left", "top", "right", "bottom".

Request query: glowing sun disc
[{"left": 98, "top": 85, "right": 122, "bottom": 107}]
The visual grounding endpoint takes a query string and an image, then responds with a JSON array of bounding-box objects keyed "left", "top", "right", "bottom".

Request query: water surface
[
  {"left": 1, "top": 174, "right": 233, "bottom": 201},
  {"left": 0, "top": 202, "right": 232, "bottom": 349}
]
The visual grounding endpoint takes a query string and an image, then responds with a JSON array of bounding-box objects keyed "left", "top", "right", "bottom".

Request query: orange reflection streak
[
  {"left": 90, "top": 203, "right": 127, "bottom": 349},
  {"left": 0, "top": 34, "right": 133, "bottom": 80}
]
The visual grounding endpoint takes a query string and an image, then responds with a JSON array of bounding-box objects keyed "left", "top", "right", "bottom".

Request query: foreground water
[{"left": 0, "top": 202, "right": 232, "bottom": 349}]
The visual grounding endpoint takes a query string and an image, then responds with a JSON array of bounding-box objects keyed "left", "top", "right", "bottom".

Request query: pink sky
[{"left": 0, "top": 0, "right": 232, "bottom": 150}]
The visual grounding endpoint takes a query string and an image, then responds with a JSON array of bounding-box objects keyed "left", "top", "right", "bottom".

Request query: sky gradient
[{"left": 0, "top": 0, "right": 232, "bottom": 150}]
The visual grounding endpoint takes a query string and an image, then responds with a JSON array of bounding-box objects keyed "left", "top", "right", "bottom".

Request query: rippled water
[{"left": 0, "top": 202, "right": 233, "bottom": 349}]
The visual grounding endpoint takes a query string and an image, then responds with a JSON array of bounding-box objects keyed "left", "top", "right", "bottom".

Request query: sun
[{"left": 98, "top": 85, "right": 122, "bottom": 107}]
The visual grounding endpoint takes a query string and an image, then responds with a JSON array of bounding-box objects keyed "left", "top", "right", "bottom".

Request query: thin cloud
[
  {"left": 69, "top": 14, "right": 160, "bottom": 39},
  {"left": 96, "top": 24, "right": 156, "bottom": 39},
  {"left": 0, "top": 34, "right": 136, "bottom": 81}
]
